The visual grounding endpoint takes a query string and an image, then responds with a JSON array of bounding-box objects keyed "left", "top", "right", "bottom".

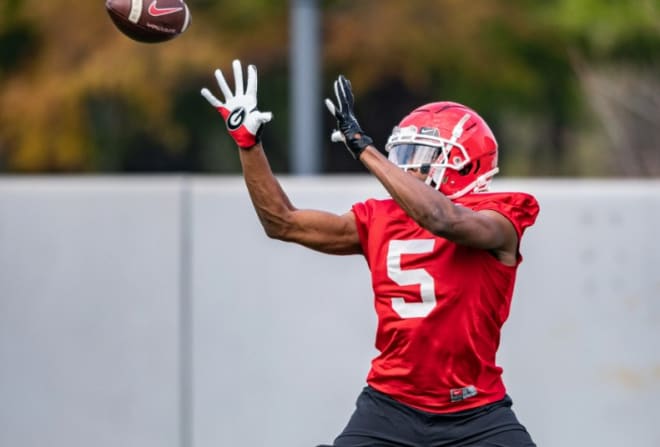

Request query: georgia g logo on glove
[{"left": 201, "top": 59, "right": 273, "bottom": 149}]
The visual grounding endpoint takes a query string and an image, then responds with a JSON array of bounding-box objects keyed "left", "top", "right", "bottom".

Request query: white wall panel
[
  {"left": 496, "top": 180, "right": 660, "bottom": 447},
  {"left": 0, "top": 178, "right": 184, "bottom": 447},
  {"left": 190, "top": 178, "right": 385, "bottom": 447},
  {"left": 0, "top": 177, "right": 658, "bottom": 447}
]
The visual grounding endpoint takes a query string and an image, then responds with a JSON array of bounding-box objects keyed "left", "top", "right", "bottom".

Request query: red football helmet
[{"left": 385, "top": 101, "right": 499, "bottom": 199}]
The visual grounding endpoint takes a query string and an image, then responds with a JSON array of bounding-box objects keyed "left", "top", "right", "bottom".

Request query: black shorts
[{"left": 328, "top": 386, "right": 536, "bottom": 447}]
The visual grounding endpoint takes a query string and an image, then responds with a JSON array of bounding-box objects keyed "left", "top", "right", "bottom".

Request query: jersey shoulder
[
  {"left": 352, "top": 197, "right": 400, "bottom": 223},
  {"left": 456, "top": 191, "right": 540, "bottom": 237}
]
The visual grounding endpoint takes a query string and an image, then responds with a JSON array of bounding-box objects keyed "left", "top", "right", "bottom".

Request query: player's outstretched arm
[
  {"left": 325, "top": 75, "right": 517, "bottom": 259},
  {"left": 201, "top": 60, "right": 362, "bottom": 255},
  {"left": 237, "top": 144, "right": 361, "bottom": 255}
]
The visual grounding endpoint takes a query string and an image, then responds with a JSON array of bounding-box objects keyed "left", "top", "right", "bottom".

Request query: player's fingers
[
  {"left": 254, "top": 111, "right": 273, "bottom": 123},
  {"left": 200, "top": 88, "right": 223, "bottom": 108},
  {"left": 325, "top": 99, "right": 337, "bottom": 117},
  {"left": 331, "top": 130, "right": 345, "bottom": 143},
  {"left": 333, "top": 80, "right": 343, "bottom": 113},
  {"left": 233, "top": 59, "right": 244, "bottom": 96},
  {"left": 246, "top": 65, "right": 258, "bottom": 98},
  {"left": 214, "top": 69, "right": 233, "bottom": 101},
  {"left": 339, "top": 75, "right": 353, "bottom": 107},
  {"left": 337, "top": 78, "right": 347, "bottom": 108}
]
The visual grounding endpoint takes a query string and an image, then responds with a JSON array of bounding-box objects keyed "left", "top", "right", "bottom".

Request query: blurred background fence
[{"left": 1, "top": 177, "right": 659, "bottom": 447}]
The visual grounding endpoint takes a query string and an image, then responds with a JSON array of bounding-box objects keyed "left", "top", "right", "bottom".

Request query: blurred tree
[
  {"left": 537, "top": 0, "right": 660, "bottom": 176},
  {"left": 322, "top": 0, "right": 660, "bottom": 177},
  {"left": 322, "top": 0, "right": 577, "bottom": 175},
  {"left": 0, "top": 0, "right": 658, "bottom": 176},
  {"left": 0, "top": 0, "right": 289, "bottom": 173}
]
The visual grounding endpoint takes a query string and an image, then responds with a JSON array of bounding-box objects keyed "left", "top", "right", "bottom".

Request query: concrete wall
[{"left": 0, "top": 177, "right": 658, "bottom": 447}]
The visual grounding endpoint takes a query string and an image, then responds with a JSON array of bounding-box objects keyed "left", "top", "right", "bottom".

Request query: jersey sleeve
[
  {"left": 469, "top": 192, "right": 540, "bottom": 240},
  {"left": 351, "top": 200, "right": 372, "bottom": 257}
]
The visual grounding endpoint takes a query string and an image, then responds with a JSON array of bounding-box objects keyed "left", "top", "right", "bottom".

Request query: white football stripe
[
  {"left": 129, "top": 0, "right": 143, "bottom": 24},
  {"left": 181, "top": 4, "right": 191, "bottom": 32}
]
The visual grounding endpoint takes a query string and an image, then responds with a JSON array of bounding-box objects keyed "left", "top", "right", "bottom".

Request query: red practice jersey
[{"left": 351, "top": 192, "right": 539, "bottom": 413}]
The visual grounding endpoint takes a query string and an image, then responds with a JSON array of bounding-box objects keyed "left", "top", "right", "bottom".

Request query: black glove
[{"left": 325, "top": 75, "right": 374, "bottom": 159}]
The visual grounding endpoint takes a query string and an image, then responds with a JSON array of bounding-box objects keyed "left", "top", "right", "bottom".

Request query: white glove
[{"left": 201, "top": 59, "right": 273, "bottom": 149}]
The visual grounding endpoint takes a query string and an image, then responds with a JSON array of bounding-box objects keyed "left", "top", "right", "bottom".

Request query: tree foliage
[{"left": 0, "top": 0, "right": 658, "bottom": 176}]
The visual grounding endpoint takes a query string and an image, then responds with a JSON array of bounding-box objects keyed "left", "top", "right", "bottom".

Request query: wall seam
[{"left": 179, "top": 176, "right": 194, "bottom": 447}]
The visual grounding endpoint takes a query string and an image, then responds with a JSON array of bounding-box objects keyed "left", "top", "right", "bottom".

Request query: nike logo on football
[{"left": 148, "top": 0, "right": 183, "bottom": 17}]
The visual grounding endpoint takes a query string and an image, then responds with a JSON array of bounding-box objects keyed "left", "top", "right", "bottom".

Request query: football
[{"left": 105, "top": 0, "right": 191, "bottom": 43}]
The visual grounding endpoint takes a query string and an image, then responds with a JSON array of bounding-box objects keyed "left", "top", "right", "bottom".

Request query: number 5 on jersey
[{"left": 387, "top": 239, "right": 437, "bottom": 319}]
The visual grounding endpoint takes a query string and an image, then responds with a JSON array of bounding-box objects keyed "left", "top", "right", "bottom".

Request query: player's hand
[
  {"left": 201, "top": 59, "right": 273, "bottom": 149},
  {"left": 325, "top": 75, "right": 374, "bottom": 159}
]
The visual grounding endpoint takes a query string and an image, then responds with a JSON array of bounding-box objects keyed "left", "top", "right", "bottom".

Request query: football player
[{"left": 202, "top": 60, "right": 539, "bottom": 447}]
